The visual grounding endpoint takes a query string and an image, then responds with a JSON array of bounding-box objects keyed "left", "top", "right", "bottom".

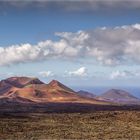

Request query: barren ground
[{"left": 0, "top": 111, "right": 140, "bottom": 139}]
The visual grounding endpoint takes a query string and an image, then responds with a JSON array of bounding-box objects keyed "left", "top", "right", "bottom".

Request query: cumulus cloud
[
  {"left": 68, "top": 67, "right": 88, "bottom": 77},
  {"left": 39, "top": 71, "right": 54, "bottom": 77},
  {"left": 0, "top": 31, "right": 89, "bottom": 66},
  {"left": 1, "top": 23, "right": 140, "bottom": 66}
]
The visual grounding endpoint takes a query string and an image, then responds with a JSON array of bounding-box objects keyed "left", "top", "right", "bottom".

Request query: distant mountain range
[
  {"left": 96, "top": 89, "right": 140, "bottom": 104},
  {"left": 0, "top": 76, "right": 139, "bottom": 112},
  {"left": 77, "top": 90, "right": 96, "bottom": 98}
]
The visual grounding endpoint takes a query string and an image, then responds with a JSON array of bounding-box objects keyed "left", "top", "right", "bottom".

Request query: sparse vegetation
[{"left": 0, "top": 111, "right": 140, "bottom": 139}]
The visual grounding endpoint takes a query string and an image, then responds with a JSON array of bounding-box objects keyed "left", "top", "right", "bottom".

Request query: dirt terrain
[{"left": 0, "top": 111, "right": 139, "bottom": 140}]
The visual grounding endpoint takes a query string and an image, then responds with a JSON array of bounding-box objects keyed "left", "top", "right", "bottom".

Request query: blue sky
[{"left": 0, "top": 1, "right": 140, "bottom": 87}]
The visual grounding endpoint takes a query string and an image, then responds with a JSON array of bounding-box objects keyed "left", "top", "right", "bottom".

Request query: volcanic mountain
[
  {"left": 97, "top": 89, "right": 140, "bottom": 104},
  {"left": 0, "top": 77, "right": 44, "bottom": 95},
  {"left": 0, "top": 77, "right": 107, "bottom": 105},
  {"left": 77, "top": 90, "right": 96, "bottom": 98},
  {"left": 1, "top": 76, "right": 44, "bottom": 87},
  {"left": 0, "top": 77, "right": 140, "bottom": 113}
]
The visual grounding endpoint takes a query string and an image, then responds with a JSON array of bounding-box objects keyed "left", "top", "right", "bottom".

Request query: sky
[{"left": 0, "top": 0, "right": 140, "bottom": 87}]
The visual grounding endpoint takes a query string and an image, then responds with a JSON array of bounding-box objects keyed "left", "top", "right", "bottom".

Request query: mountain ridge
[
  {"left": 0, "top": 77, "right": 108, "bottom": 105},
  {"left": 0, "top": 77, "right": 139, "bottom": 107}
]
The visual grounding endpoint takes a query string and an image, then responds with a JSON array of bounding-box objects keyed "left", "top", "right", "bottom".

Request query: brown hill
[
  {"left": 77, "top": 90, "right": 96, "bottom": 98},
  {"left": 0, "top": 77, "right": 108, "bottom": 105},
  {"left": 48, "top": 80, "right": 74, "bottom": 93},
  {"left": 97, "top": 89, "right": 140, "bottom": 104},
  {"left": 1, "top": 77, "right": 44, "bottom": 88},
  {"left": 0, "top": 77, "right": 44, "bottom": 96}
]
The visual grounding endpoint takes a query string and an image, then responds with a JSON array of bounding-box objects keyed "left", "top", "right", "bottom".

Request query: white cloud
[
  {"left": 110, "top": 71, "right": 127, "bottom": 79},
  {"left": 39, "top": 71, "right": 54, "bottom": 77},
  {"left": 68, "top": 67, "right": 88, "bottom": 77},
  {"left": 1, "top": 23, "right": 140, "bottom": 66},
  {"left": 0, "top": 31, "right": 89, "bottom": 66},
  {"left": 110, "top": 70, "right": 136, "bottom": 79}
]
